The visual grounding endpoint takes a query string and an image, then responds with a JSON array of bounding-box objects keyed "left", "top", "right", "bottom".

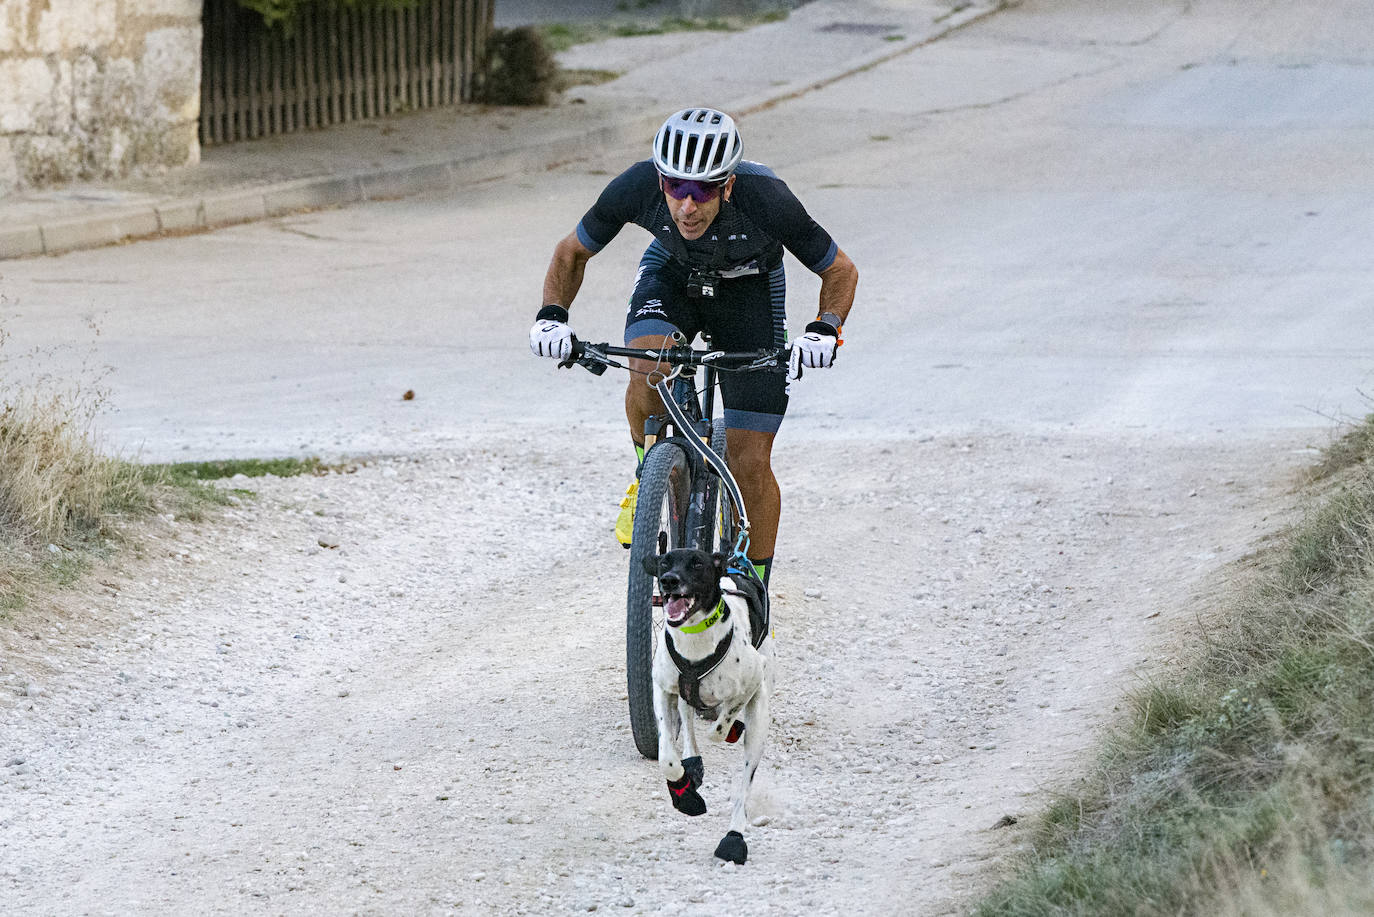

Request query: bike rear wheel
[{"left": 626, "top": 443, "right": 691, "bottom": 759}]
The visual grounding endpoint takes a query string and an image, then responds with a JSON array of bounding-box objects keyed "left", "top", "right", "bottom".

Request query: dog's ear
[
  {"left": 641, "top": 554, "right": 661, "bottom": 577},
  {"left": 711, "top": 552, "right": 728, "bottom": 577}
]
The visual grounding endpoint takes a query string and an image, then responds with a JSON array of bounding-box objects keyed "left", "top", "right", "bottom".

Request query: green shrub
[
  {"left": 235, "top": 0, "right": 420, "bottom": 30},
  {"left": 480, "top": 26, "right": 558, "bottom": 106}
]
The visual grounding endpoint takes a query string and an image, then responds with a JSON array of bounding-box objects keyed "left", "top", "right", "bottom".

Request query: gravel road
[{"left": 0, "top": 426, "right": 1307, "bottom": 915}]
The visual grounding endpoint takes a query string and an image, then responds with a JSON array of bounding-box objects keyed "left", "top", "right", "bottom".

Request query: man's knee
[
  {"left": 726, "top": 430, "right": 776, "bottom": 481},
  {"left": 625, "top": 377, "right": 660, "bottom": 412}
]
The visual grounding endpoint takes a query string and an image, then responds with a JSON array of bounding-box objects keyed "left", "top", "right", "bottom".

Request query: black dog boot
[
  {"left": 714, "top": 830, "right": 748, "bottom": 864},
  {"left": 666, "top": 772, "right": 706, "bottom": 816},
  {"left": 682, "top": 755, "right": 704, "bottom": 788}
]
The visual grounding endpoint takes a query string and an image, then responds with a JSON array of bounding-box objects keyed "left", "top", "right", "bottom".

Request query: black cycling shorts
[{"left": 623, "top": 241, "right": 788, "bottom": 434}]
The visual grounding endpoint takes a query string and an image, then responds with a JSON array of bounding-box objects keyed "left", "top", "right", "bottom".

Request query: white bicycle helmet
[{"left": 652, "top": 108, "right": 743, "bottom": 182}]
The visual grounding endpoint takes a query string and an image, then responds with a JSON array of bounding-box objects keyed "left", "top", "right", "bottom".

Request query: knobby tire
[{"left": 626, "top": 443, "right": 690, "bottom": 759}]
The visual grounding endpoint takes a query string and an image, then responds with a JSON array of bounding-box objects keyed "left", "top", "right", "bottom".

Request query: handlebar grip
[{"left": 560, "top": 336, "right": 607, "bottom": 375}]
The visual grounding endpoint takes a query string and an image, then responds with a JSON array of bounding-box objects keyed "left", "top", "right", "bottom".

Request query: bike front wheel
[{"left": 626, "top": 443, "right": 691, "bottom": 759}]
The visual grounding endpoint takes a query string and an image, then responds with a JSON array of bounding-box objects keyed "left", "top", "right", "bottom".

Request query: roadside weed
[{"left": 975, "top": 415, "right": 1374, "bottom": 916}]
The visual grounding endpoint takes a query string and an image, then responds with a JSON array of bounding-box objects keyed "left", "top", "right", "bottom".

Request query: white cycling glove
[
  {"left": 788, "top": 316, "right": 842, "bottom": 380},
  {"left": 530, "top": 305, "right": 573, "bottom": 360}
]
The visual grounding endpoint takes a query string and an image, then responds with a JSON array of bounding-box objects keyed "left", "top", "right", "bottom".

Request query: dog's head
[{"left": 641, "top": 549, "right": 726, "bottom": 627}]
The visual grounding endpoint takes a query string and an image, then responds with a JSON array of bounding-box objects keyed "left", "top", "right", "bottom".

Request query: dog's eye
[{"left": 691, "top": 560, "right": 704, "bottom": 569}]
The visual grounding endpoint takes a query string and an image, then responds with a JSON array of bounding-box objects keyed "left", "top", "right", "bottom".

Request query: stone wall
[{"left": 0, "top": 0, "right": 202, "bottom": 194}]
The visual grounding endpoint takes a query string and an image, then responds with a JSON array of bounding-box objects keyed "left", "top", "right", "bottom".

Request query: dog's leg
[
  {"left": 714, "top": 688, "right": 769, "bottom": 865},
  {"left": 678, "top": 696, "right": 704, "bottom": 790},
  {"left": 708, "top": 694, "right": 753, "bottom": 744},
  {"left": 655, "top": 687, "right": 705, "bottom": 816}
]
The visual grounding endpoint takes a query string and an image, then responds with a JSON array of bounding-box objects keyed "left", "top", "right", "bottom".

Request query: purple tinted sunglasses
[{"left": 660, "top": 175, "right": 725, "bottom": 203}]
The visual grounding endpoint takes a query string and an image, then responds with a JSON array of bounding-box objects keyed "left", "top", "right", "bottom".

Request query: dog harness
[{"left": 666, "top": 600, "right": 733, "bottom": 714}]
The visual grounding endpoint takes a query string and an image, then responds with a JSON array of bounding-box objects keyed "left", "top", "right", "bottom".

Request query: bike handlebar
[{"left": 563, "top": 337, "right": 789, "bottom": 376}]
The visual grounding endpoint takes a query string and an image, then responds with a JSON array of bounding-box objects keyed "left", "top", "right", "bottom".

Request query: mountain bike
[{"left": 564, "top": 335, "right": 788, "bottom": 759}]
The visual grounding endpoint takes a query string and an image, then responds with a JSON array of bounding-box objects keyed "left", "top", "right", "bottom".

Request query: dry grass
[
  {"left": 0, "top": 322, "right": 241, "bottom": 618},
  {"left": 0, "top": 391, "right": 150, "bottom": 546},
  {"left": 975, "top": 415, "right": 1374, "bottom": 917},
  {"left": 0, "top": 381, "right": 160, "bottom": 615}
]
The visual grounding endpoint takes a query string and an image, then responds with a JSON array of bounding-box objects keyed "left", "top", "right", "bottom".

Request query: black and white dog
[{"left": 641, "top": 548, "right": 773, "bottom": 864}]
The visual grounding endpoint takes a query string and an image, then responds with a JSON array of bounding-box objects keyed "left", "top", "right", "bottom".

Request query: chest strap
[{"left": 666, "top": 628, "right": 735, "bottom": 714}]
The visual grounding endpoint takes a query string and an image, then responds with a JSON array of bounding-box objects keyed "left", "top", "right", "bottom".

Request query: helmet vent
[{"left": 652, "top": 107, "right": 743, "bottom": 181}]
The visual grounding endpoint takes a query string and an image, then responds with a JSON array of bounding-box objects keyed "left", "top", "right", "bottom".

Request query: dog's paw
[
  {"left": 714, "top": 830, "right": 748, "bottom": 865},
  {"left": 667, "top": 774, "right": 707, "bottom": 816},
  {"left": 682, "top": 755, "right": 704, "bottom": 789},
  {"left": 709, "top": 718, "right": 746, "bottom": 744}
]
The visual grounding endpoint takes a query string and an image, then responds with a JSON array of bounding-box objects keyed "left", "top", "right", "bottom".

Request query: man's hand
[
  {"left": 530, "top": 305, "right": 573, "bottom": 360},
  {"left": 788, "top": 321, "right": 839, "bottom": 380}
]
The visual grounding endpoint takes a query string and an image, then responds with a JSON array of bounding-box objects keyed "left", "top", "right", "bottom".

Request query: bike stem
[{"left": 652, "top": 377, "right": 752, "bottom": 541}]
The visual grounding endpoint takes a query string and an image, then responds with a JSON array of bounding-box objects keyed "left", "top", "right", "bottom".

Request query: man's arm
[
  {"left": 542, "top": 232, "right": 597, "bottom": 310},
  {"left": 816, "top": 247, "right": 858, "bottom": 325}
]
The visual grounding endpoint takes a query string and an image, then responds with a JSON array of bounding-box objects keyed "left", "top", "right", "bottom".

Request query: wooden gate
[{"left": 200, "top": 0, "right": 493, "bottom": 145}]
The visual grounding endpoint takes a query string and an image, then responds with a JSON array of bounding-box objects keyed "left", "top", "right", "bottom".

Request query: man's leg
[
  {"left": 612, "top": 334, "right": 678, "bottom": 546},
  {"left": 624, "top": 334, "right": 672, "bottom": 448},
  {"left": 617, "top": 244, "right": 698, "bottom": 546},
  {"left": 725, "top": 427, "right": 779, "bottom": 584}
]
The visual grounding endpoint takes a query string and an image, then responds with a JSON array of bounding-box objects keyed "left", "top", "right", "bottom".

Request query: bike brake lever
[
  {"left": 560, "top": 337, "right": 616, "bottom": 375},
  {"left": 741, "top": 349, "right": 789, "bottom": 373}
]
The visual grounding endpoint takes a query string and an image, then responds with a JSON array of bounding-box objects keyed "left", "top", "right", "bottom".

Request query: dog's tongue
[{"left": 665, "top": 596, "right": 692, "bottom": 623}]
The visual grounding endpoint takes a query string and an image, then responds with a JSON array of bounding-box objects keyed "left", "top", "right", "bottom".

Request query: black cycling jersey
[{"left": 575, "top": 160, "right": 838, "bottom": 276}]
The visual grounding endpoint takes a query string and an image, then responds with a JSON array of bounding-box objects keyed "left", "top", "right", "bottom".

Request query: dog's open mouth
[{"left": 663, "top": 593, "right": 695, "bottom": 625}]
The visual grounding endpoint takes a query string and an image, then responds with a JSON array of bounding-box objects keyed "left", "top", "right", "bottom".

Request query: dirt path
[{"left": 0, "top": 427, "right": 1308, "bottom": 915}]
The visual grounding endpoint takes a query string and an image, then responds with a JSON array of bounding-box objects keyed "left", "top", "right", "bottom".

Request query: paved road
[
  {"left": 496, "top": 0, "right": 806, "bottom": 27},
  {"left": 0, "top": 0, "right": 1368, "bottom": 461}
]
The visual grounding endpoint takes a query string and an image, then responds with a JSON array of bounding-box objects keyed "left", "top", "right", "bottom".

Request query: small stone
[
  {"left": 804, "top": 589, "right": 822, "bottom": 599},
  {"left": 5, "top": 757, "right": 24, "bottom": 767}
]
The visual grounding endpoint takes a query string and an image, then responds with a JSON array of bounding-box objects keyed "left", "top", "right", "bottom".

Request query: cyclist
[{"left": 530, "top": 107, "right": 858, "bottom": 587}]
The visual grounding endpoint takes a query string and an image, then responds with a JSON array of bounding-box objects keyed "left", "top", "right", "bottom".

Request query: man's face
[{"left": 661, "top": 175, "right": 735, "bottom": 241}]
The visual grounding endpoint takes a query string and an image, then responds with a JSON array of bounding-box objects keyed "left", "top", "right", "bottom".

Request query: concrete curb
[
  {"left": 0, "top": 1, "right": 1005, "bottom": 262},
  {"left": 734, "top": 1, "right": 1004, "bottom": 116}
]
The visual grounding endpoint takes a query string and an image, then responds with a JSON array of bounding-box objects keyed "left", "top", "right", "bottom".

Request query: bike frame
[
  {"left": 648, "top": 367, "right": 750, "bottom": 555},
  {"left": 568, "top": 337, "right": 783, "bottom": 556}
]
